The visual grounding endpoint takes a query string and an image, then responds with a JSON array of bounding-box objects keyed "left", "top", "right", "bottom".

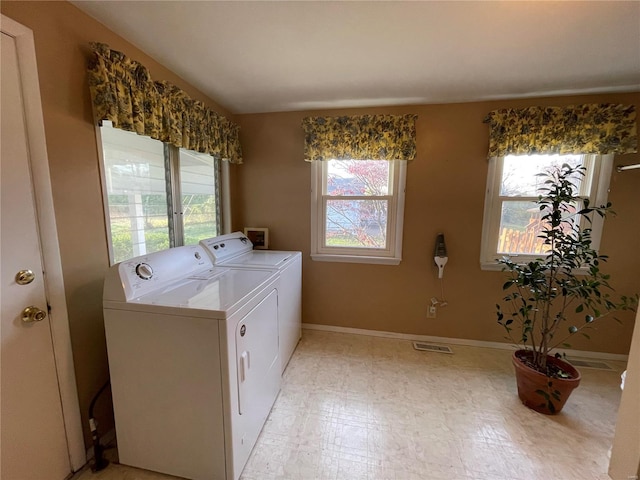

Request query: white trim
[
  {"left": 590, "top": 153, "right": 614, "bottom": 251},
  {"left": 479, "top": 154, "right": 614, "bottom": 269},
  {"left": 221, "top": 160, "right": 232, "bottom": 234},
  {"left": 310, "top": 253, "right": 401, "bottom": 265},
  {"left": 2, "top": 15, "right": 86, "bottom": 471},
  {"left": 310, "top": 160, "right": 406, "bottom": 264},
  {"left": 302, "top": 323, "right": 629, "bottom": 362},
  {"left": 93, "top": 124, "right": 115, "bottom": 264}
]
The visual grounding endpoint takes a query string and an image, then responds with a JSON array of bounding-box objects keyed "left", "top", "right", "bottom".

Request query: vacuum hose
[{"left": 89, "top": 380, "right": 110, "bottom": 472}]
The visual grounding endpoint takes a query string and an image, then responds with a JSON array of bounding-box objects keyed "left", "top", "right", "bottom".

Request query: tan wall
[
  {"left": 2, "top": 0, "right": 639, "bottom": 455},
  {"left": 236, "top": 93, "right": 640, "bottom": 355},
  {"left": 1, "top": 1, "right": 236, "bottom": 448}
]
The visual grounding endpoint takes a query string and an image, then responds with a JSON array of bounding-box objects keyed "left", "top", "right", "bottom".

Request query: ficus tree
[{"left": 496, "top": 164, "right": 637, "bottom": 375}]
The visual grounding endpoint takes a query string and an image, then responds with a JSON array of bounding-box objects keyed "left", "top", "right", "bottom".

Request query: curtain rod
[{"left": 616, "top": 164, "right": 640, "bottom": 172}]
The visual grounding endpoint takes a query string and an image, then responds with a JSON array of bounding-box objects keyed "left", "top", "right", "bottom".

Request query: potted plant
[{"left": 496, "top": 163, "right": 637, "bottom": 415}]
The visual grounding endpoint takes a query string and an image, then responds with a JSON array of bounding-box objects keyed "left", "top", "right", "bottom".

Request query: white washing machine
[
  {"left": 200, "top": 232, "right": 302, "bottom": 373},
  {"left": 102, "top": 244, "right": 281, "bottom": 480}
]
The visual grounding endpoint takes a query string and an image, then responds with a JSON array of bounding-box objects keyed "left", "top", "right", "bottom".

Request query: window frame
[
  {"left": 310, "top": 159, "right": 407, "bottom": 265},
  {"left": 479, "top": 153, "right": 614, "bottom": 271},
  {"left": 96, "top": 122, "right": 228, "bottom": 265}
]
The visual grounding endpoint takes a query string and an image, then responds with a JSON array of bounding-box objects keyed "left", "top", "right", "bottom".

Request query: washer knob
[{"left": 135, "top": 263, "right": 153, "bottom": 280}]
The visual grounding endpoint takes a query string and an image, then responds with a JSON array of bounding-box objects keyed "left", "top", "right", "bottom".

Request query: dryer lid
[
  {"left": 223, "top": 250, "right": 292, "bottom": 267},
  {"left": 121, "top": 267, "right": 278, "bottom": 318}
]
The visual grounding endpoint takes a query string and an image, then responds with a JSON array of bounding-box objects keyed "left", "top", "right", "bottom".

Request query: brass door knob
[
  {"left": 15, "top": 269, "right": 35, "bottom": 285},
  {"left": 21, "top": 306, "right": 47, "bottom": 323}
]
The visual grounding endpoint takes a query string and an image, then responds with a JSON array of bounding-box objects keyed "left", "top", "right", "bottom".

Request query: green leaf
[{"left": 575, "top": 304, "right": 584, "bottom": 313}]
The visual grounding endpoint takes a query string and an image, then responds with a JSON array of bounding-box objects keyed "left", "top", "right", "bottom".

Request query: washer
[
  {"left": 102, "top": 244, "right": 280, "bottom": 480},
  {"left": 200, "top": 232, "right": 302, "bottom": 373}
]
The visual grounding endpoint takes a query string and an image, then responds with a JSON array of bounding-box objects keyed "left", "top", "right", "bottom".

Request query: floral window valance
[
  {"left": 87, "top": 42, "right": 242, "bottom": 164},
  {"left": 302, "top": 114, "right": 417, "bottom": 162},
  {"left": 483, "top": 104, "right": 637, "bottom": 158}
]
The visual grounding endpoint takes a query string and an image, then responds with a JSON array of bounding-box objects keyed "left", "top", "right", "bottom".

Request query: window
[
  {"left": 480, "top": 153, "right": 613, "bottom": 270},
  {"left": 311, "top": 159, "right": 407, "bottom": 265},
  {"left": 99, "top": 122, "right": 223, "bottom": 264}
]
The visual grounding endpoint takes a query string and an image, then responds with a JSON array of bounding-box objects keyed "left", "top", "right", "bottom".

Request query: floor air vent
[
  {"left": 413, "top": 342, "right": 453, "bottom": 354},
  {"left": 566, "top": 358, "right": 614, "bottom": 371}
]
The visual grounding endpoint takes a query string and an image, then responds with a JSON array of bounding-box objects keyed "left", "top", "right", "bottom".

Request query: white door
[
  {"left": 0, "top": 32, "right": 72, "bottom": 479},
  {"left": 234, "top": 289, "right": 280, "bottom": 474}
]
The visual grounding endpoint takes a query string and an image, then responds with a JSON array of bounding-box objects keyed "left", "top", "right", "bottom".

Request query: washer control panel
[
  {"left": 135, "top": 263, "right": 154, "bottom": 280},
  {"left": 112, "top": 245, "right": 213, "bottom": 301},
  {"left": 200, "top": 232, "right": 253, "bottom": 264}
]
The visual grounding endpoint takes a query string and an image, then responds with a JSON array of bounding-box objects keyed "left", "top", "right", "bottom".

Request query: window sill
[
  {"left": 311, "top": 253, "right": 401, "bottom": 266},
  {"left": 480, "top": 262, "right": 505, "bottom": 272},
  {"left": 481, "top": 260, "right": 590, "bottom": 275}
]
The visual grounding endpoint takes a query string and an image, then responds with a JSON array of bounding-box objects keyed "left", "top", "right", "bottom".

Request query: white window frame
[
  {"left": 310, "top": 159, "right": 407, "bottom": 265},
  {"left": 96, "top": 122, "right": 230, "bottom": 264},
  {"left": 480, "top": 153, "right": 614, "bottom": 271}
]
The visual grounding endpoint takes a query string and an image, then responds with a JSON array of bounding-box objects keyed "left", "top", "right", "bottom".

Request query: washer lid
[{"left": 118, "top": 268, "right": 278, "bottom": 318}]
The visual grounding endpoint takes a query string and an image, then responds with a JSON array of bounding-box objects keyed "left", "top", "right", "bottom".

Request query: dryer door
[{"left": 236, "top": 289, "right": 280, "bottom": 418}]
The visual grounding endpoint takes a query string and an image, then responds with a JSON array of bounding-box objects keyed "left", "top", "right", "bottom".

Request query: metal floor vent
[
  {"left": 413, "top": 342, "right": 453, "bottom": 354},
  {"left": 566, "top": 358, "right": 614, "bottom": 371}
]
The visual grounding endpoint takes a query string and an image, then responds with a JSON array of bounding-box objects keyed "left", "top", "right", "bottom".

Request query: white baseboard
[{"left": 301, "top": 323, "right": 629, "bottom": 362}]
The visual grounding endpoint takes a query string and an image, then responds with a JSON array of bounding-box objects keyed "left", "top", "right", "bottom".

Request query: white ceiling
[{"left": 72, "top": 1, "right": 640, "bottom": 115}]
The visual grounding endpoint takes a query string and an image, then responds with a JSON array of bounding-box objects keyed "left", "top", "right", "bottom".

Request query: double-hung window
[
  {"left": 479, "top": 103, "right": 637, "bottom": 270},
  {"left": 480, "top": 153, "right": 613, "bottom": 269},
  {"left": 99, "top": 122, "right": 223, "bottom": 264},
  {"left": 304, "top": 114, "right": 416, "bottom": 265},
  {"left": 311, "top": 159, "right": 407, "bottom": 265}
]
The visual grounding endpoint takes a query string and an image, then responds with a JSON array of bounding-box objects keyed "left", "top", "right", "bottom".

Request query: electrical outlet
[{"left": 427, "top": 305, "right": 437, "bottom": 318}]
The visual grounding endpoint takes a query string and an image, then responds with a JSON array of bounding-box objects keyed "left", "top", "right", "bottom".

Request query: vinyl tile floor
[{"left": 75, "top": 329, "right": 626, "bottom": 480}]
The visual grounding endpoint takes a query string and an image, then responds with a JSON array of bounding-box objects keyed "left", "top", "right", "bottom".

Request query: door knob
[
  {"left": 21, "top": 306, "right": 47, "bottom": 323},
  {"left": 15, "top": 269, "right": 35, "bottom": 285}
]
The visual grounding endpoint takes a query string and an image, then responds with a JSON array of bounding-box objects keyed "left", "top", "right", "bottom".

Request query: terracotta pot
[{"left": 512, "top": 350, "right": 581, "bottom": 415}]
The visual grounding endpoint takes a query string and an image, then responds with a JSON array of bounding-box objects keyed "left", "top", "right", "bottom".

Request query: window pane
[
  {"left": 500, "top": 154, "right": 585, "bottom": 197},
  {"left": 101, "top": 125, "right": 169, "bottom": 263},
  {"left": 326, "top": 160, "right": 390, "bottom": 196},
  {"left": 179, "top": 149, "right": 219, "bottom": 245},
  {"left": 325, "top": 199, "right": 388, "bottom": 248},
  {"left": 497, "top": 200, "right": 580, "bottom": 255}
]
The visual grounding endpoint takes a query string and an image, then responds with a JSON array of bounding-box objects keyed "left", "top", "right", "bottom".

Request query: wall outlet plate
[{"left": 427, "top": 305, "right": 437, "bottom": 318}]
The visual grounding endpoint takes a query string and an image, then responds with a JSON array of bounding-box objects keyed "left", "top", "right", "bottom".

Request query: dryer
[
  {"left": 102, "top": 244, "right": 280, "bottom": 480},
  {"left": 200, "top": 232, "right": 302, "bottom": 373}
]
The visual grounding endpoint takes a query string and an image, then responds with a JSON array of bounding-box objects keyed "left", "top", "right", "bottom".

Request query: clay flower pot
[{"left": 512, "top": 350, "right": 581, "bottom": 415}]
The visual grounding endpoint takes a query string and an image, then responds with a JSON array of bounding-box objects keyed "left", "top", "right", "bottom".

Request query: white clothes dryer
[
  {"left": 200, "top": 232, "right": 302, "bottom": 373},
  {"left": 102, "top": 244, "right": 280, "bottom": 480}
]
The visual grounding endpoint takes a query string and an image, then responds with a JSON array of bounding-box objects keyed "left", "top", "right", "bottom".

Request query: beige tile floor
[{"left": 76, "top": 329, "right": 625, "bottom": 480}]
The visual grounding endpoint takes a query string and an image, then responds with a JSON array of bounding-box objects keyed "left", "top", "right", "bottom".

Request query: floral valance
[
  {"left": 483, "top": 104, "right": 637, "bottom": 158},
  {"left": 87, "top": 42, "right": 242, "bottom": 163},
  {"left": 302, "top": 114, "right": 417, "bottom": 162}
]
